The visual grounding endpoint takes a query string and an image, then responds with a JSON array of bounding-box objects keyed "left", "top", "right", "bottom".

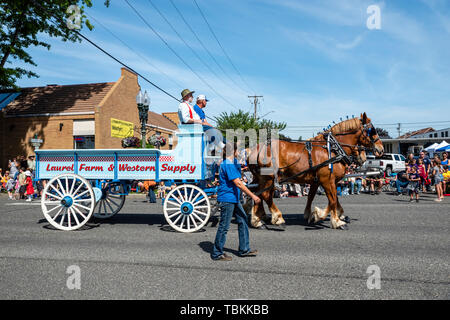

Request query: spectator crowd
[{"left": 1, "top": 151, "right": 448, "bottom": 204}]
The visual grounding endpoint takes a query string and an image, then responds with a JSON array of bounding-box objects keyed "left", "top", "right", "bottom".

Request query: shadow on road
[{"left": 198, "top": 241, "right": 240, "bottom": 257}]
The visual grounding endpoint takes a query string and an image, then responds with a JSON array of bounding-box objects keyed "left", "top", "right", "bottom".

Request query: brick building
[{"left": 0, "top": 68, "right": 178, "bottom": 169}]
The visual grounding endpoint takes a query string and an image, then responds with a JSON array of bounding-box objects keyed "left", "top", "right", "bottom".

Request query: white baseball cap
[{"left": 196, "top": 94, "right": 209, "bottom": 102}]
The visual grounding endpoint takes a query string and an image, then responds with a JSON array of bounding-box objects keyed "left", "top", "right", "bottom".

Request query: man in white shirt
[{"left": 178, "top": 89, "right": 203, "bottom": 124}]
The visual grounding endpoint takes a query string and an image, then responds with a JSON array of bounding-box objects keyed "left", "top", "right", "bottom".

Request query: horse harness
[{"left": 254, "top": 132, "right": 353, "bottom": 196}]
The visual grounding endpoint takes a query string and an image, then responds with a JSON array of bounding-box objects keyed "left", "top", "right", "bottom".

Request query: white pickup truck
[{"left": 360, "top": 153, "right": 406, "bottom": 176}]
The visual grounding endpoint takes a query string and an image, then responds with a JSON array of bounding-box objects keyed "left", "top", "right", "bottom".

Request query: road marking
[{"left": 6, "top": 202, "right": 42, "bottom": 206}]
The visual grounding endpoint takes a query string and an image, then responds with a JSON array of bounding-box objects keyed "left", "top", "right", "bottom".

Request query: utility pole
[
  {"left": 248, "top": 95, "right": 263, "bottom": 120},
  {"left": 397, "top": 123, "right": 401, "bottom": 137}
]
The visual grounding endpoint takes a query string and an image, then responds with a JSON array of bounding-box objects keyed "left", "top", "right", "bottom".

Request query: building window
[
  {"left": 441, "top": 132, "right": 444, "bottom": 137},
  {"left": 434, "top": 133, "right": 438, "bottom": 137},
  {"left": 74, "top": 136, "right": 95, "bottom": 149},
  {"left": 446, "top": 131, "right": 449, "bottom": 137}
]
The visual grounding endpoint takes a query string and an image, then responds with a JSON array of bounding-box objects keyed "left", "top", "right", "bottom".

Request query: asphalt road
[{"left": 0, "top": 192, "right": 449, "bottom": 300}]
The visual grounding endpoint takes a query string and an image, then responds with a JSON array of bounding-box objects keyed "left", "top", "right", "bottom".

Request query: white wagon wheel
[
  {"left": 41, "top": 173, "right": 95, "bottom": 231},
  {"left": 93, "top": 182, "right": 126, "bottom": 219},
  {"left": 163, "top": 184, "right": 211, "bottom": 233}
]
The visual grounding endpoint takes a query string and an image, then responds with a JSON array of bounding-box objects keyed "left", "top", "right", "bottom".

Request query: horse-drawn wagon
[{"left": 36, "top": 124, "right": 221, "bottom": 232}]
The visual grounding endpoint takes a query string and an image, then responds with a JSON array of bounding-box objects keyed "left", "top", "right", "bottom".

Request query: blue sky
[{"left": 14, "top": 0, "right": 450, "bottom": 138}]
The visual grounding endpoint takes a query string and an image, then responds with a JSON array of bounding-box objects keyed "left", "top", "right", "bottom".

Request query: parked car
[{"left": 360, "top": 153, "right": 406, "bottom": 176}]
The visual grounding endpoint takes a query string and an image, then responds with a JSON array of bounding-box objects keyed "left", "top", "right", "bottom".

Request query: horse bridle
[{"left": 362, "top": 121, "right": 380, "bottom": 144}]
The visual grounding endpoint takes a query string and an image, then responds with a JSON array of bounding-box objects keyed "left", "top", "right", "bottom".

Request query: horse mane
[
  {"left": 309, "top": 117, "right": 361, "bottom": 141},
  {"left": 330, "top": 118, "right": 361, "bottom": 135},
  {"left": 278, "top": 117, "right": 362, "bottom": 143}
]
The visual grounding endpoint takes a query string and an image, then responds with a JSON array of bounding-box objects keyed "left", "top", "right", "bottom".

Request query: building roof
[
  {"left": 397, "top": 127, "right": 435, "bottom": 139},
  {"left": 147, "top": 111, "right": 178, "bottom": 131},
  {"left": 0, "top": 82, "right": 115, "bottom": 116}
]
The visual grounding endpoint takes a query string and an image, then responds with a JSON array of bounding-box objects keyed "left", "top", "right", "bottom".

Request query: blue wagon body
[
  {"left": 36, "top": 124, "right": 222, "bottom": 232},
  {"left": 36, "top": 124, "right": 217, "bottom": 182}
]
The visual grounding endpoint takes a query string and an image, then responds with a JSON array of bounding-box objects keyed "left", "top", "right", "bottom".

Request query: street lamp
[{"left": 137, "top": 90, "right": 150, "bottom": 148}]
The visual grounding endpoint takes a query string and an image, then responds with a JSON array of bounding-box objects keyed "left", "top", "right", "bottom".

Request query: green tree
[
  {"left": 0, "top": 0, "right": 110, "bottom": 89},
  {"left": 375, "top": 127, "right": 391, "bottom": 138},
  {"left": 214, "top": 110, "right": 288, "bottom": 142}
]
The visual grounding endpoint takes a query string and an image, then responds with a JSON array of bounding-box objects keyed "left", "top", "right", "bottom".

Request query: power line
[
  {"left": 124, "top": 0, "right": 238, "bottom": 110},
  {"left": 192, "top": 0, "right": 255, "bottom": 93},
  {"left": 169, "top": 0, "right": 249, "bottom": 96},
  {"left": 85, "top": 11, "right": 185, "bottom": 89},
  {"left": 148, "top": 0, "right": 247, "bottom": 97},
  {"left": 30, "top": 0, "right": 182, "bottom": 102}
]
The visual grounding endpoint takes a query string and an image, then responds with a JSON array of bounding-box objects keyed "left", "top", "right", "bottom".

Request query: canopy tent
[
  {"left": 436, "top": 144, "right": 450, "bottom": 152},
  {"left": 434, "top": 141, "right": 449, "bottom": 152},
  {"left": 425, "top": 143, "right": 439, "bottom": 152}
]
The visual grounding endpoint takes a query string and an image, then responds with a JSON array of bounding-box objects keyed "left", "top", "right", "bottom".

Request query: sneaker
[
  {"left": 434, "top": 198, "right": 442, "bottom": 202},
  {"left": 239, "top": 250, "right": 258, "bottom": 257},
  {"left": 213, "top": 254, "right": 232, "bottom": 261}
]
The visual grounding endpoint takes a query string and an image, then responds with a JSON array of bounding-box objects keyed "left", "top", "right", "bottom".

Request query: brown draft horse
[{"left": 246, "top": 113, "right": 384, "bottom": 230}]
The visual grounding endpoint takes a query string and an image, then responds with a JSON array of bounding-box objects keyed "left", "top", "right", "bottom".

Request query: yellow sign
[{"left": 111, "top": 118, "right": 134, "bottom": 138}]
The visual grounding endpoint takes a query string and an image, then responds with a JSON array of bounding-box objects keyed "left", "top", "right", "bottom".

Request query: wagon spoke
[
  {"left": 69, "top": 177, "right": 76, "bottom": 195},
  {"left": 195, "top": 205, "right": 209, "bottom": 209},
  {"left": 193, "top": 197, "right": 207, "bottom": 206},
  {"left": 168, "top": 211, "right": 181, "bottom": 219},
  {"left": 176, "top": 188, "right": 185, "bottom": 202},
  {"left": 166, "top": 200, "right": 181, "bottom": 208},
  {"left": 72, "top": 205, "right": 87, "bottom": 220},
  {"left": 193, "top": 209, "right": 208, "bottom": 216},
  {"left": 69, "top": 207, "right": 80, "bottom": 226},
  {"left": 166, "top": 207, "right": 181, "bottom": 211},
  {"left": 187, "top": 214, "right": 190, "bottom": 230},
  {"left": 179, "top": 215, "right": 186, "bottom": 229},
  {"left": 73, "top": 203, "right": 91, "bottom": 211},
  {"left": 43, "top": 201, "right": 61, "bottom": 206},
  {"left": 189, "top": 215, "right": 198, "bottom": 229},
  {"left": 191, "top": 212, "right": 204, "bottom": 223},
  {"left": 46, "top": 192, "right": 62, "bottom": 200},
  {"left": 73, "top": 189, "right": 90, "bottom": 200},
  {"left": 59, "top": 208, "right": 66, "bottom": 226},
  {"left": 188, "top": 187, "right": 194, "bottom": 202},
  {"left": 190, "top": 192, "right": 201, "bottom": 204},
  {"left": 105, "top": 199, "right": 115, "bottom": 213},
  {"left": 67, "top": 206, "right": 72, "bottom": 228},
  {"left": 72, "top": 181, "right": 84, "bottom": 197},
  {"left": 172, "top": 213, "right": 183, "bottom": 225},
  {"left": 52, "top": 207, "right": 64, "bottom": 221},
  {"left": 49, "top": 184, "right": 64, "bottom": 198},
  {"left": 106, "top": 196, "right": 120, "bottom": 207},
  {"left": 57, "top": 178, "right": 67, "bottom": 195}
]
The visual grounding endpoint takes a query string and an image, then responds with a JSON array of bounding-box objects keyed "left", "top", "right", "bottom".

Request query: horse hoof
[
  {"left": 338, "top": 224, "right": 349, "bottom": 230},
  {"left": 343, "top": 216, "right": 351, "bottom": 224},
  {"left": 256, "top": 223, "right": 268, "bottom": 230}
]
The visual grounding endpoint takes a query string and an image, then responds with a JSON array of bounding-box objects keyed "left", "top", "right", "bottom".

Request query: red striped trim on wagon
[
  {"left": 40, "top": 156, "right": 74, "bottom": 162},
  {"left": 117, "top": 156, "right": 174, "bottom": 162},
  {"left": 78, "top": 156, "right": 115, "bottom": 162}
]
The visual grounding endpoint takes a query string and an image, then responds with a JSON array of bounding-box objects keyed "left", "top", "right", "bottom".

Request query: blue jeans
[
  {"left": 396, "top": 180, "right": 409, "bottom": 193},
  {"left": 350, "top": 180, "right": 362, "bottom": 194},
  {"left": 212, "top": 202, "right": 250, "bottom": 259}
]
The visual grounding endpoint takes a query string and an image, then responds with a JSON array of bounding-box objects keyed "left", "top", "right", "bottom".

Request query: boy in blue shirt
[{"left": 212, "top": 142, "right": 261, "bottom": 261}]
